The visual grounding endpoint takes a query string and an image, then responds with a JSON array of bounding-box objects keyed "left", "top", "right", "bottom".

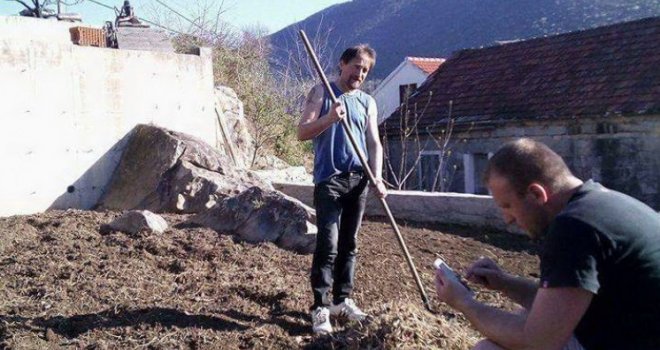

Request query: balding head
[{"left": 484, "top": 138, "right": 575, "bottom": 196}]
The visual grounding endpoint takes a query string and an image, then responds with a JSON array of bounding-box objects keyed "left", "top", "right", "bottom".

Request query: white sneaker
[
  {"left": 311, "top": 307, "right": 332, "bottom": 334},
  {"left": 329, "top": 298, "right": 368, "bottom": 321}
]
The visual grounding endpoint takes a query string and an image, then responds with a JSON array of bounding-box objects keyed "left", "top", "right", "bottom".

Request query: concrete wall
[
  {"left": 386, "top": 115, "right": 660, "bottom": 210},
  {"left": 0, "top": 15, "right": 80, "bottom": 44},
  {"left": 273, "top": 182, "right": 522, "bottom": 234},
  {"left": 0, "top": 16, "right": 219, "bottom": 216},
  {"left": 373, "top": 60, "right": 429, "bottom": 124}
]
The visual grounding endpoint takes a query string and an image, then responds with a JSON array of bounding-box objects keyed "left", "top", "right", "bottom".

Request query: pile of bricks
[{"left": 69, "top": 26, "right": 106, "bottom": 48}]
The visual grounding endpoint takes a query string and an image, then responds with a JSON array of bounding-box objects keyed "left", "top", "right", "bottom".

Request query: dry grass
[{"left": 0, "top": 210, "right": 538, "bottom": 349}]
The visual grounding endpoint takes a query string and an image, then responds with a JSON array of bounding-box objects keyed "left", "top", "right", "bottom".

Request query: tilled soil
[{"left": 0, "top": 210, "right": 539, "bottom": 349}]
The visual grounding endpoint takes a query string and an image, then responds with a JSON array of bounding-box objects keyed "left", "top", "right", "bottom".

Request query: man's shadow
[
  {"left": 226, "top": 287, "right": 310, "bottom": 336},
  {"left": 2, "top": 293, "right": 311, "bottom": 341},
  {"left": 26, "top": 307, "right": 247, "bottom": 338}
]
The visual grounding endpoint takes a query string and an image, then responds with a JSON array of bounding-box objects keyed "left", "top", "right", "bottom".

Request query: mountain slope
[{"left": 269, "top": 0, "right": 660, "bottom": 80}]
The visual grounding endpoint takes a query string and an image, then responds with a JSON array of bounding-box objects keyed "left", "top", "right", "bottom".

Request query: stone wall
[
  {"left": 274, "top": 182, "right": 522, "bottom": 234},
  {"left": 386, "top": 115, "right": 660, "bottom": 209},
  {"left": 0, "top": 16, "right": 219, "bottom": 216}
]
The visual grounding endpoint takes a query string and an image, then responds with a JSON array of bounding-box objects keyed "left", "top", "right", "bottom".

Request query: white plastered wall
[{"left": 0, "top": 16, "right": 218, "bottom": 216}]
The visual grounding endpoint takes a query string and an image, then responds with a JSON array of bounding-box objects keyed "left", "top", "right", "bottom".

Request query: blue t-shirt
[{"left": 312, "top": 83, "right": 372, "bottom": 184}]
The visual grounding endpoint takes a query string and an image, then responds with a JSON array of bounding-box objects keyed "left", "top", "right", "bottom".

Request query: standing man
[
  {"left": 435, "top": 138, "right": 660, "bottom": 349},
  {"left": 298, "top": 44, "right": 387, "bottom": 334}
]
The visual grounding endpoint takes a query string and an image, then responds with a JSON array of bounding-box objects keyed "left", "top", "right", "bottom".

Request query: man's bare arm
[
  {"left": 365, "top": 98, "right": 383, "bottom": 180},
  {"left": 365, "top": 97, "right": 387, "bottom": 197},
  {"left": 297, "top": 85, "right": 343, "bottom": 141},
  {"left": 499, "top": 274, "right": 539, "bottom": 309},
  {"left": 456, "top": 287, "right": 592, "bottom": 349}
]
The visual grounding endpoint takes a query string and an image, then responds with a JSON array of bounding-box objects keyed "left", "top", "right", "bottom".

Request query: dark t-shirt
[{"left": 540, "top": 180, "right": 660, "bottom": 350}]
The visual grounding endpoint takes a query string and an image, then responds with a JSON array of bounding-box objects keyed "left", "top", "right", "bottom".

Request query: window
[
  {"left": 463, "top": 152, "right": 492, "bottom": 194},
  {"left": 399, "top": 83, "right": 417, "bottom": 105}
]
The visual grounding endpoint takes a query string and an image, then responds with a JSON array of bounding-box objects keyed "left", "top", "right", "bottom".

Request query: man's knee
[{"left": 473, "top": 339, "right": 505, "bottom": 350}]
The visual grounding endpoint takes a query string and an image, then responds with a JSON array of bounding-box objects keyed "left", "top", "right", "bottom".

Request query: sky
[{"left": 0, "top": 0, "right": 348, "bottom": 34}]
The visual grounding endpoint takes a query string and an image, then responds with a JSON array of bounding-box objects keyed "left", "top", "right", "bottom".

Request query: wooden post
[{"left": 215, "top": 107, "right": 241, "bottom": 168}]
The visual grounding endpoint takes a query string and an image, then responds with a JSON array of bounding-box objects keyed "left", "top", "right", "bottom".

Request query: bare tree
[
  {"left": 270, "top": 16, "right": 339, "bottom": 114},
  {"left": 423, "top": 101, "right": 462, "bottom": 192},
  {"left": 10, "top": 0, "right": 81, "bottom": 17},
  {"left": 382, "top": 90, "right": 434, "bottom": 190},
  {"left": 146, "top": 0, "right": 236, "bottom": 47},
  {"left": 382, "top": 95, "right": 469, "bottom": 192},
  {"left": 11, "top": 0, "right": 50, "bottom": 17},
  {"left": 145, "top": 0, "right": 311, "bottom": 168}
]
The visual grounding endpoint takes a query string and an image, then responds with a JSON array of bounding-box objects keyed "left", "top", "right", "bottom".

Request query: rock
[
  {"left": 214, "top": 85, "right": 298, "bottom": 171},
  {"left": 277, "top": 190, "right": 316, "bottom": 225},
  {"left": 94, "top": 120, "right": 319, "bottom": 253},
  {"left": 253, "top": 166, "right": 313, "bottom": 184},
  {"left": 140, "top": 160, "right": 269, "bottom": 213},
  {"left": 96, "top": 124, "right": 271, "bottom": 213},
  {"left": 214, "top": 85, "right": 256, "bottom": 169},
  {"left": 105, "top": 210, "right": 168, "bottom": 235},
  {"left": 189, "top": 187, "right": 316, "bottom": 254},
  {"left": 252, "top": 154, "right": 291, "bottom": 170}
]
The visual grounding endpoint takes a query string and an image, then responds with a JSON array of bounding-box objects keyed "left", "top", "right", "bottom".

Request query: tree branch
[{"left": 12, "top": 0, "right": 33, "bottom": 11}]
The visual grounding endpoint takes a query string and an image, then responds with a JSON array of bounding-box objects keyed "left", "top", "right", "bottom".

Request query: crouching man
[{"left": 435, "top": 138, "right": 660, "bottom": 349}]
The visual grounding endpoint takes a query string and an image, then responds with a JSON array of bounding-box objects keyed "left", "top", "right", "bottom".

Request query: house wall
[
  {"left": 0, "top": 16, "right": 218, "bottom": 217},
  {"left": 386, "top": 116, "right": 660, "bottom": 210},
  {"left": 373, "top": 62, "right": 428, "bottom": 124}
]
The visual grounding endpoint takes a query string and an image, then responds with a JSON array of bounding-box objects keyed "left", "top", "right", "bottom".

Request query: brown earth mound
[{"left": 0, "top": 210, "right": 539, "bottom": 349}]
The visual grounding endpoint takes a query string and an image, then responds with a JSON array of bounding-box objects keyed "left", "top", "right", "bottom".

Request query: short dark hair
[
  {"left": 484, "top": 138, "right": 574, "bottom": 195},
  {"left": 339, "top": 44, "right": 376, "bottom": 69}
]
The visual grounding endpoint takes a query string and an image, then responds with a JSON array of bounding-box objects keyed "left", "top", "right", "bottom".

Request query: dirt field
[{"left": 0, "top": 210, "right": 539, "bottom": 349}]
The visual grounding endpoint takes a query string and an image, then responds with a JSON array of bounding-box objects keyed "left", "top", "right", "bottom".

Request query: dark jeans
[{"left": 310, "top": 171, "right": 369, "bottom": 309}]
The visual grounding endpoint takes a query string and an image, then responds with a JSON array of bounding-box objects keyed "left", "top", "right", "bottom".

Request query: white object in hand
[{"left": 434, "top": 258, "right": 460, "bottom": 283}]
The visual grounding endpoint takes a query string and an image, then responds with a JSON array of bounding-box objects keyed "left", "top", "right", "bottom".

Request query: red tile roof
[
  {"left": 407, "top": 57, "right": 445, "bottom": 74},
  {"left": 384, "top": 17, "right": 660, "bottom": 135}
]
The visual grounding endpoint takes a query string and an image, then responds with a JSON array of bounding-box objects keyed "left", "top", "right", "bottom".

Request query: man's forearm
[
  {"left": 500, "top": 274, "right": 538, "bottom": 309},
  {"left": 456, "top": 298, "right": 529, "bottom": 349},
  {"left": 367, "top": 143, "right": 383, "bottom": 180},
  {"left": 298, "top": 114, "right": 336, "bottom": 141}
]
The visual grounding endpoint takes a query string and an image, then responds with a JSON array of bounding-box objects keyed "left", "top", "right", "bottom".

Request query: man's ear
[{"left": 527, "top": 183, "right": 549, "bottom": 204}]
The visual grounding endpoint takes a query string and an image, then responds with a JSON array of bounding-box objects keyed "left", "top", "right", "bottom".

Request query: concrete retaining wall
[
  {"left": 0, "top": 16, "right": 218, "bottom": 216},
  {"left": 273, "top": 182, "right": 521, "bottom": 234}
]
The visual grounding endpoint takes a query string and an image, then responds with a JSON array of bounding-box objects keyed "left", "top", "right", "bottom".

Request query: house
[
  {"left": 381, "top": 17, "right": 660, "bottom": 210},
  {"left": 372, "top": 56, "right": 444, "bottom": 124}
]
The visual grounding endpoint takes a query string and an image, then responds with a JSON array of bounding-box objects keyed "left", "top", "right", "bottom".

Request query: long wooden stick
[
  {"left": 299, "top": 30, "right": 433, "bottom": 312},
  {"left": 215, "top": 107, "right": 240, "bottom": 168}
]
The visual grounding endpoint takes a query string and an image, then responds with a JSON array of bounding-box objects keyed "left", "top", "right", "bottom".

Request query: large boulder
[
  {"left": 190, "top": 187, "right": 316, "bottom": 254},
  {"left": 96, "top": 124, "right": 272, "bottom": 213}
]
